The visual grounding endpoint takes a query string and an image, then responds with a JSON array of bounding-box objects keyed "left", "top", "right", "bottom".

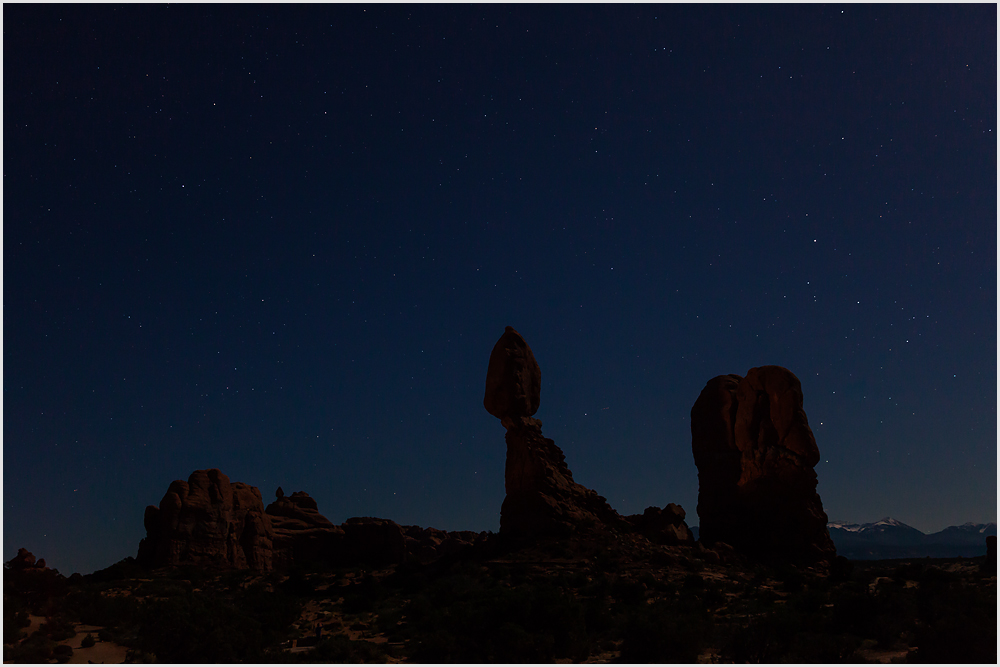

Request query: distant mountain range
[
  {"left": 689, "top": 518, "right": 996, "bottom": 560},
  {"left": 826, "top": 518, "right": 996, "bottom": 560}
]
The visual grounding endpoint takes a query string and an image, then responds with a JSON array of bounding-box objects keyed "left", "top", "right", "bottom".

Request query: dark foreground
[{"left": 4, "top": 540, "right": 996, "bottom": 663}]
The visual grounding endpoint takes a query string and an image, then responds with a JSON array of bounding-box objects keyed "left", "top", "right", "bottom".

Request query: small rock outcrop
[
  {"left": 341, "top": 518, "right": 407, "bottom": 565},
  {"left": 6, "top": 548, "right": 49, "bottom": 571},
  {"left": 266, "top": 490, "right": 344, "bottom": 570},
  {"left": 625, "top": 504, "right": 695, "bottom": 546},
  {"left": 691, "top": 366, "right": 836, "bottom": 562},
  {"left": 403, "top": 526, "right": 489, "bottom": 563},
  {"left": 484, "top": 326, "right": 630, "bottom": 540},
  {"left": 137, "top": 469, "right": 274, "bottom": 571}
]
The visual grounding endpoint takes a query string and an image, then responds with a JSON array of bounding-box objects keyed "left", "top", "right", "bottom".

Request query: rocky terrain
[{"left": 4, "top": 326, "right": 995, "bottom": 663}]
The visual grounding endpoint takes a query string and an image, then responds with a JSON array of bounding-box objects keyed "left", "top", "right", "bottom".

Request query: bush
[
  {"left": 619, "top": 601, "right": 711, "bottom": 663},
  {"left": 3, "top": 604, "right": 30, "bottom": 644},
  {"left": 81, "top": 632, "right": 96, "bottom": 648},
  {"left": 52, "top": 644, "right": 73, "bottom": 663},
  {"left": 5, "top": 634, "right": 55, "bottom": 663}
]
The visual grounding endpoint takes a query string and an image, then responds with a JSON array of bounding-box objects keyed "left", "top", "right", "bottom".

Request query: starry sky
[{"left": 5, "top": 4, "right": 996, "bottom": 575}]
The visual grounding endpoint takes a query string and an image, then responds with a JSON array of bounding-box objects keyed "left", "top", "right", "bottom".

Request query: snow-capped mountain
[{"left": 827, "top": 518, "right": 997, "bottom": 560}]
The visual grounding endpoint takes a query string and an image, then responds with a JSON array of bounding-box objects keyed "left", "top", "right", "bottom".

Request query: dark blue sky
[{"left": 5, "top": 4, "right": 996, "bottom": 575}]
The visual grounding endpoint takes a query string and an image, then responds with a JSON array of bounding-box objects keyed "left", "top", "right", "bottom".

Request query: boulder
[
  {"left": 691, "top": 366, "right": 836, "bottom": 562},
  {"left": 266, "top": 490, "right": 344, "bottom": 570},
  {"left": 484, "top": 326, "right": 541, "bottom": 419},
  {"left": 484, "top": 326, "right": 628, "bottom": 540},
  {"left": 137, "top": 469, "right": 274, "bottom": 572},
  {"left": 625, "top": 504, "right": 695, "bottom": 546}
]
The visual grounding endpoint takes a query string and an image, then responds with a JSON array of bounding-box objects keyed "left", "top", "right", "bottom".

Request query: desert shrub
[
  {"left": 5, "top": 633, "right": 55, "bottom": 663},
  {"left": 830, "top": 556, "right": 854, "bottom": 583},
  {"left": 66, "top": 587, "right": 140, "bottom": 632},
  {"left": 130, "top": 584, "right": 299, "bottom": 663},
  {"left": 619, "top": 600, "right": 711, "bottom": 663},
  {"left": 52, "top": 644, "right": 73, "bottom": 663},
  {"left": 81, "top": 632, "right": 96, "bottom": 648},
  {"left": 611, "top": 578, "right": 645, "bottom": 606},
  {"left": 909, "top": 577, "right": 997, "bottom": 663},
  {"left": 719, "top": 611, "right": 797, "bottom": 663},
  {"left": 97, "top": 627, "right": 114, "bottom": 642},
  {"left": 306, "top": 635, "right": 392, "bottom": 662},
  {"left": 40, "top": 616, "right": 76, "bottom": 641},
  {"left": 3, "top": 601, "right": 30, "bottom": 644},
  {"left": 406, "top": 580, "right": 588, "bottom": 662}
]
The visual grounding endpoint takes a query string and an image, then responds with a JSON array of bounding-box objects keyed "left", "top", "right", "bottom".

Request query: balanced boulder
[{"left": 485, "top": 326, "right": 628, "bottom": 540}]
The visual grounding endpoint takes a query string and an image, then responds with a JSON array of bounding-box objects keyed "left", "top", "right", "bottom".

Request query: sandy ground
[{"left": 59, "top": 625, "right": 128, "bottom": 664}]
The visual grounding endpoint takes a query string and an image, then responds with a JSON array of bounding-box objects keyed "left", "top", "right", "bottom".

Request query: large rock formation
[
  {"left": 691, "top": 366, "right": 836, "bottom": 562},
  {"left": 137, "top": 469, "right": 274, "bottom": 571},
  {"left": 484, "top": 326, "right": 631, "bottom": 540},
  {"left": 265, "top": 490, "right": 344, "bottom": 570}
]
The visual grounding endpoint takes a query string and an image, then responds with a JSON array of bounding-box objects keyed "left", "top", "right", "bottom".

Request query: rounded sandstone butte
[
  {"left": 691, "top": 366, "right": 836, "bottom": 562},
  {"left": 137, "top": 468, "right": 274, "bottom": 572},
  {"left": 484, "top": 326, "right": 541, "bottom": 420}
]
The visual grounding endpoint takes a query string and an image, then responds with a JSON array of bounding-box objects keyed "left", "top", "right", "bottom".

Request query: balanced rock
[
  {"left": 484, "top": 326, "right": 541, "bottom": 420},
  {"left": 691, "top": 366, "right": 836, "bottom": 562},
  {"left": 484, "top": 326, "right": 626, "bottom": 540},
  {"left": 266, "top": 490, "right": 344, "bottom": 570},
  {"left": 137, "top": 469, "right": 274, "bottom": 572}
]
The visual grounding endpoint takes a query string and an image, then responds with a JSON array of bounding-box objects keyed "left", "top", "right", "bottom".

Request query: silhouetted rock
[
  {"left": 485, "top": 326, "right": 628, "bottom": 540},
  {"left": 341, "top": 517, "right": 406, "bottom": 565},
  {"left": 484, "top": 326, "right": 541, "bottom": 419},
  {"left": 6, "top": 548, "right": 49, "bottom": 571},
  {"left": 691, "top": 366, "right": 835, "bottom": 562},
  {"left": 625, "top": 504, "right": 695, "bottom": 546},
  {"left": 403, "top": 526, "right": 488, "bottom": 563},
  {"left": 266, "top": 490, "right": 344, "bottom": 570},
  {"left": 137, "top": 469, "right": 274, "bottom": 571}
]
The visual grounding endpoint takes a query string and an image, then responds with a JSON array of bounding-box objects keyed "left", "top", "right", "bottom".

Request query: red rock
[
  {"left": 484, "top": 326, "right": 541, "bottom": 420},
  {"left": 137, "top": 469, "right": 274, "bottom": 571},
  {"left": 484, "top": 327, "right": 632, "bottom": 540},
  {"left": 625, "top": 504, "right": 695, "bottom": 546},
  {"left": 341, "top": 517, "right": 406, "bottom": 564},
  {"left": 7, "top": 547, "right": 45, "bottom": 570},
  {"left": 402, "top": 525, "right": 489, "bottom": 563},
  {"left": 265, "top": 490, "right": 344, "bottom": 570},
  {"left": 691, "top": 366, "right": 836, "bottom": 562}
]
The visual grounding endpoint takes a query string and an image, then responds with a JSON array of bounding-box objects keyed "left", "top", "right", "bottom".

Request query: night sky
[{"left": 5, "top": 5, "right": 996, "bottom": 576}]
